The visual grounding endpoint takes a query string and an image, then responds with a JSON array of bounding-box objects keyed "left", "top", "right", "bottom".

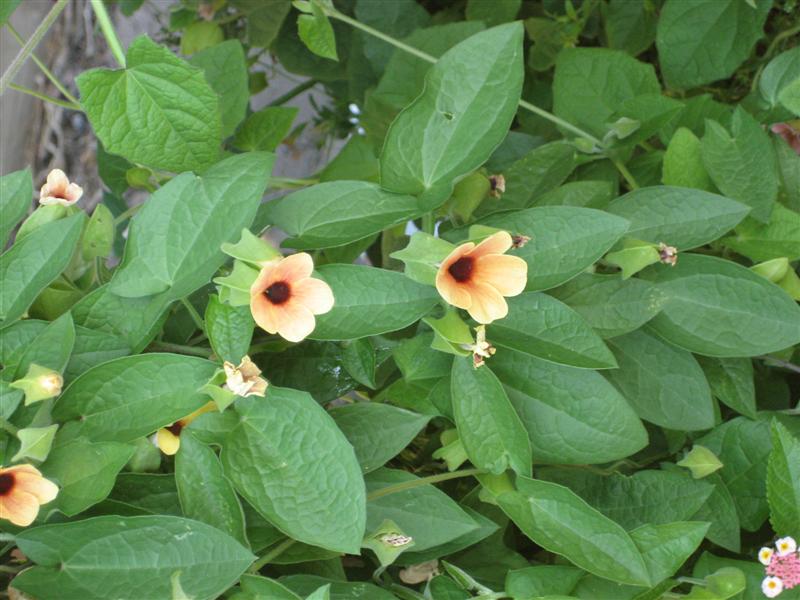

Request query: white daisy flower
[
  {"left": 762, "top": 576, "right": 784, "bottom": 598},
  {"left": 759, "top": 546, "right": 775, "bottom": 565},
  {"left": 776, "top": 536, "right": 797, "bottom": 556}
]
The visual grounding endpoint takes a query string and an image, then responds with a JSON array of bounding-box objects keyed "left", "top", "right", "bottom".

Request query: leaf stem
[
  {"left": 0, "top": 417, "right": 19, "bottom": 436},
  {"left": 269, "top": 176, "right": 320, "bottom": 189},
  {"left": 180, "top": 298, "right": 205, "bottom": 333},
  {"left": 517, "top": 99, "right": 601, "bottom": 145},
  {"left": 0, "top": 0, "right": 69, "bottom": 96},
  {"left": 765, "top": 24, "right": 800, "bottom": 59},
  {"left": 5, "top": 22, "right": 80, "bottom": 105},
  {"left": 113, "top": 204, "right": 142, "bottom": 225},
  {"left": 268, "top": 78, "right": 319, "bottom": 106},
  {"left": 612, "top": 158, "right": 640, "bottom": 190},
  {"left": 90, "top": 0, "right": 126, "bottom": 68},
  {"left": 422, "top": 213, "right": 435, "bottom": 235},
  {"left": 8, "top": 83, "right": 81, "bottom": 110},
  {"left": 759, "top": 355, "right": 800, "bottom": 374},
  {"left": 148, "top": 342, "right": 212, "bottom": 358},
  {"left": 366, "top": 468, "right": 486, "bottom": 501},
  {"left": 249, "top": 538, "right": 296, "bottom": 572}
]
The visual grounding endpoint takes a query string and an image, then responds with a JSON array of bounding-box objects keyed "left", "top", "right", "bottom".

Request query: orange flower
[
  {"left": 435, "top": 231, "right": 527, "bottom": 324},
  {"left": 250, "top": 253, "right": 334, "bottom": 343},
  {"left": 39, "top": 169, "right": 83, "bottom": 207},
  {"left": 155, "top": 402, "right": 216, "bottom": 455},
  {"left": 0, "top": 464, "right": 58, "bottom": 527}
]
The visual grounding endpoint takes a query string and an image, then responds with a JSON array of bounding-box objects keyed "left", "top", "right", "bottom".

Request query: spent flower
[{"left": 39, "top": 168, "right": 83, "bottom": 207}]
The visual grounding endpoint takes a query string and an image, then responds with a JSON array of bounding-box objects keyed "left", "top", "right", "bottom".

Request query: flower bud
[{"left": 10, "top": 364, "right": 63, "bottom": 405}]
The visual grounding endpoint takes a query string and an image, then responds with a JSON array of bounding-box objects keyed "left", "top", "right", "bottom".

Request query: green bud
[
  {"left": 605, "top": 240, "right": 661, "bottom": 279},
  {"left": 126, "top": 167, "right": 154, "bottom": 190},
  {"left": 10, "top": 364, "right": 63, "bottom": 405},
  {"left": 221, "top": 228, "right": 281, "bottom": 266},
  {"left": 12, "top": 424, "right": 58, "bottom": 462},
  {"left": 16, "top": 204, "right": 69, "bottom": 241},
  {"left": 82, "top": 203, "right": 115, "bottom": 261},
  {"left": 441, "top": 172, "right": 491, "bottom": 224},
  {"left": 677, "top": 445, "right": 723, "bottom": 479},
  {"left": 777, "top": 267, "right": 800, "bottom": 300},
  {"left": 432, "top": 430, "right": 468, "bottom": 472}
]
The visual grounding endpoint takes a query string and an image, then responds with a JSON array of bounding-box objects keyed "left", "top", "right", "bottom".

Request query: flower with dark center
[
  {"left": 0, "top": 464, "right": 58, "bottom": 527},
  {"left": 250, "top": 253, "right": 334, "bottom": 343}
]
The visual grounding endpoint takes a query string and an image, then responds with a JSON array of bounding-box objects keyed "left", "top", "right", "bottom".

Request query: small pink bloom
[
  {"left": 771, "top": 121, "right": 800, "bottom": 155},
  {"left": 39, "top": 169, "right": 83, "bottom": 207}
]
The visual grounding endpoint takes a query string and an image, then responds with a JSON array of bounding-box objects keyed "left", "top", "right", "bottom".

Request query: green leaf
[
  {"left": 656, "top": 0, "right": 771, "bottom": 89},
  {"left": 354, "top": 0, "right": 430, "bottom": 72},
  {"left": 640, "top": 254, "right": 800, "bottom": 356},
  {"left": 53, "top": 353, "right": 217, "bottom": 442},
  {"left": 540, "top": 469, "right": 714, "bottom": 531},
  {"left": 0, "top": 0, "right": 22, "bottom": 25},
  {"left": 180, "top": 21, "right": 224, "bottom": 55},
  {"left": 205, "top": 294, "right": 254, "bottom": 364},
  {"left": 393, "top": 333, "right": 453, "bottom": 381},
  {"left": 604, "top": 0, "right": 658, "bottom": 57},
  {"left": 266, "top": 341, "right": 357, "bottom": 403},
  {"left": 469, "top": 206, "right": 629, "bottom": 291},
  {"left": 233, "top": 106, "right": 298, "bottom": 152},
  {"left": 548, "top": 273, "right": 664, "bottom": 339},
  {"left": 222, "top": 389, "right": 366, "bottom": 554},
  {"left": 391, "top": 231, "right": 456, "bottom": 286},
  {"left": 689, "top": 472, "right": 741, "bottom": 553},
  {"left": 12, "top": 311, "right": 75, "bottom": 378},
  {"left": 264, "top": 181, "right": 422, "bottom": 249},
  {"left": 662, "top": 127, "right": 713, "bottom": 190},
  {"left": 365, "top": 468, "right": 480, "bottom": 552},
  {"left": 677, "top": 446, "right": 724, "bottom": 479},
  {"left": 491, "top": 349, "right": 648, "bottom": 465},
  {"left": 697, "top": 417, "right": 772, "bottom": 531},
  {"left": 297, "top": 3, "right": 338, "bottom": 60},
  {"left": 232, "top": 0, "right": 292, "bottom": 47},
  {"left": 0, "top": 168, "right": 32, "bottom": 247},
  {"left": 701, "top": 109, "right": 777, "bottom": 223},
  {"left": 505, "top": 565, "right": 583, "bottom": 599},
  {"left": 759, "top": 48, "right": 800, "bottom": 111},
  {"left": 176, "top": 431, "right": 248, "bottom": 546},
  {"left": 605, "top": 329, "right": 715, "bottom": 431},
  {"left": 696, "top": 356, "right": 756, "bottom": 419},
  {"left": 239, "top": 575, "right": 302, "bottom": 599},
  {"left": 465, "top": 0, "right": 520, "bottom": 26},
  {"left": 12, "top": 424, "right": 58, "bottom": 462},
  {"left": 109, "top": 152, "right": 273, "bottom": 298},
  {"left": 280, "top": 575, "right": 397, "bottom": 600},
  {"left": 330, "top": 402, "right": 430, "bottom": 473},
  {"left": 767, "top": 420, "right": 800, "bottom": 539},
  {"left": 77, "top": 36, "right": 222, "bottom": 173},
  {"left": 189, "top": 39, "right": 249, "bottom": 138},
  {"left": 721, "top": 203, "right": 800, "bottom": 262},
  {"left": 380, "top": 22, "right": 524, "bottom": 209},
  {"left": 606, "top": 186, "right": 748, "bottom": 249},
  {"left": 497, "top": 476, "right": 650, "bottom": 586},
  {"left": 41, "top": 438, "right": 134, "bottom": 516},
  {"left": 311, "top": 264, "right": 439, "bottom": 340},
  {"left": 489, "top": 292, "right": 617, "bottom": 369},
  {"left": 82, "top": 204, "right": 114, "bottom": 261},
  {"left": 14, "top": 515, "right": 254, "bottom": 600},
  {"left": 553, "top": 47, "right": 660, "bottom": 139},
  {"left": 451, "top": 356, "right": 531, "bottom": 475},
  {"left": 631, "top": 522, "right": 709, "bottom": 584},
  {"left": 0, "top": 212, "right": 84, "bottom": 325}
]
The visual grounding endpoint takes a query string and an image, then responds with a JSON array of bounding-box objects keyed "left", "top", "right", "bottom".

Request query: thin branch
[
  {"left": 90, "top": 0, "right": 126, "bottom": 68},
  {"left": 8, "top": 83, "right": 81, "bottom": 110},
  {"left": 366, "top": 468, "right": 485, "bottom": 501}
]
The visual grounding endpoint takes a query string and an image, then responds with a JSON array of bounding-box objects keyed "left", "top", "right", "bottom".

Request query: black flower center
[
  {"left": 167, "top": 422, "right": 184, "bottom": 436},
  {"left": 265, "top": 281, "right": 291, "bottom": 304},
  {"left": 448, "top": 256, "right": 474, "bottom": 283},
  {"left": 0, "top": 473, "right": 15, "bottom": 496}
]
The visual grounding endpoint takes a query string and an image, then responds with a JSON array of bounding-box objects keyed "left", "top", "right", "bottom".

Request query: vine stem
[
  {"left": 180, "top": 298, "right": 206, "bottom": 332},
  {"left": 6, "top": 22, "right": 80, "bottom": 105},
  {"left": 366, "top": 468, "right": 486, "bottom": 501},
  {"left": 613, "top": 158, "right": 640, "bottom": 190},
  {"left": 0, "top": 0, "right": 69, "bottom": 96},
  {"left": 249, "top": 538, "right": 296, "bottom": 572},
  {"left": 269, "top": 176, "right": 320, "bottom": 189},
  {"left": 148, "top": 342, "right": 212, "bottom": 357},
  {"left": 90, "top": 0, "right": 126, "bottom": 68},
  {"left": 8, "top": 83, "right": 81, "bottom": 110},
  {"left": 759, "top": 355, "right": 800, "bottom": 374},
  {"left": 113, "top": 203, "right": 142, "bottom": 225},
  {"left": 268, "top": 79, "right": 319, "bottom": 106}
]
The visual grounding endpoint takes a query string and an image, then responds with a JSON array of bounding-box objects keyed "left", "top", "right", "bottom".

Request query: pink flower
[
  {"left": 766, "top": 552, "right": 800, "bottom": 590},
  {"left": 771, "top": 121, "right": 800, "bottom": 155}
]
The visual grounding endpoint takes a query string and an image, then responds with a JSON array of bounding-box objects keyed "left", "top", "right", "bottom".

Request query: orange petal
[
  {"left": 293, "top": 277, "right": 334, "bottom": 315},
  {"left": 435, "top": 270, "right": 473, "bottom": 309},
  {"left": 275, "top": 301, "right": 317, "bottom": 343},
  {"left": 273, "top": 252, "right": 314, "bottom": 283},
  {"left": 440, "top": 242, "right": 475, "bottom": 272},
  {"left": 467, "top": 282, "right": 508, "bottom": 324},
  {"left": 13, "top": 470, "right": 58, "bottom": 505},
  {"left": 156, "top": 429, "right": 181, "bottom": 455},
  {"left": 470, "top": 231, "right": 512, "bottom": 258},
  {"left": 45, "top": 169, "right": 69, "bottom": 195},
  {"left": 65, "top": 183, "right": 83, "bottom": 203},
  {"left": 0, "top": 490, "right": 40, "bottom": 527},
  {"left": 476, "top": 254, "right": 528, "bottom": 296},
  {"left": 250, "top": 293, "right": 280, "bottom": 334},
  {"left": 251, "top": 261, "right": 279, "bottom": 295}
]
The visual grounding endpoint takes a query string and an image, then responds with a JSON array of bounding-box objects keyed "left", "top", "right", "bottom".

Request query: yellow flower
[
  {"left": 155, "top": 402, "right": 216, "bottom": 455},
  {"left": 0, "top": 464, "right": 58, "bottom": 527},
  {"left": 250, "top": 253, "right": 334, "bottom": 343},
  {"left": 39, "top": 169, "right": 83, "bottom": 207},
  {"left": 435, "top": 231, "right": 527, "bottom": 324},
  {"left": 223, "top": 356, "right": 268, "bottom": 397}
]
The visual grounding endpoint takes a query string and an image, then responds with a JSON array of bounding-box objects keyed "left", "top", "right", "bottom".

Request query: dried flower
[
  {"left": 39, "top": 168, "right": 83, "bottom": 207},
  {"left": 488, "top": 174, "right": 505, "bottom": 198},
  {"left": 658, "top": 242, "right": 678, "bottom": 266},
  {"left": 771, "top": 121, "right": 800, "bottom": 155},
  {"left": 250, "top": 253, "right": 334, "bottom": 343},
  {"left": 467, "top": 325, "right": 496, "bottom": 368},
  {"left": 511, "top": 234, "right": 531, "bottom": 248},
  {"left": 380, "top": 533, "right": 413, "bottom": 547},
  {"left": 223, "top": 356, "right": 268, "bottom": 397},
  {"left": 0, "top": 464, "right": 58, "bottom": 527},
  {"left": 436, "top": 231, "right": 527, "bottom": 324}
]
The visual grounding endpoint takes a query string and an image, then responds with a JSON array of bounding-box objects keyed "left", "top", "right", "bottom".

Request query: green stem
[
  {"left": 269, "top": 176, "right": 320, "bottom": 189},
  {"left": 0, "top": 0, "right": 69, "bottom": 96},
  {"left": 518, "top": 99, "right": 601, "bottom": 145},
  {"left": 613, "top": 158, "right": 639, "bottom": 190},
  {"left": 90, "top": 0, "right": 126, "bottom": 68},
  {"left": 181, "top": 298, "right": 205, "bottom": 333},
  {"left": 268, "top": 78, "right": 319, "bottom": 106},
  {"left": 367, "top": 468, "right": 485, "bottom": 501},
  {"left": 759, "top": 356, "right": 800, "bottom": 375},
  {"left": 0, "top": 417, "right": 19, "bottom": 436},
  {"left": 249, "top": 538, "right": 296, "bottom": 573},
  {"left": 113, "top": 204, "right": 142, "bottom": 225},
  {"left": 148, "top": 342, "right": 212, "bottom": 358},
  {"left": 677, "top": 577, "right": 706, "bottom": 586},
  {"left": 8, "top": 83, "right": 81, "bottom": 110},
  {"left": 6, "top": 22, "right": 80, "bottom": 105},
  {"left": 765, "top": 24, "right": 800, "bottom": 59},
  {"left": 421, "top": 213, "right": 435, "bottom": 235}
]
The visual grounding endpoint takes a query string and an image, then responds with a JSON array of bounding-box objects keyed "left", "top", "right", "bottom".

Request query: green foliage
[{"left": 2, "top": 3, "right": 798, "bottom": 598}]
